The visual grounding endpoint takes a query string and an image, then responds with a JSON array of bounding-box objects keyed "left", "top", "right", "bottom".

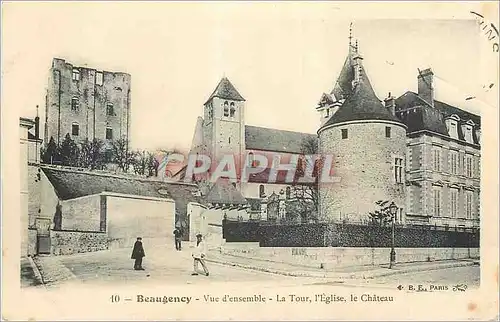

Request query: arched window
[
  {"left": 230, "top": 102, "right": 236, "bottom": 117},
  {"left": 259, "top": 184, "right": 265, "bottom": 198},
  {"left": 223, "top": 101, "right": 229, "bottom": 117}
]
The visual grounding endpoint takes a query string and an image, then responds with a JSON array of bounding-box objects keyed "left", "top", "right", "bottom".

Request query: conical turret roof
[
  {"left": 319, "top": 42, "right": 403, "bottom": 131},
  {"left": 204, "top": 77, "right": 245, "bottom": 105}
]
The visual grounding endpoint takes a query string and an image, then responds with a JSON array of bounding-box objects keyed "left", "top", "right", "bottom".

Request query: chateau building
[
  {"left": 189, "top": 32, "right": 481, "bottom": 229},
  {"left": 316, "top": 38, "right": 480, "bottom": 228},
  {"left": 44, "top": 58, "right": 131, "bottom": 148}
]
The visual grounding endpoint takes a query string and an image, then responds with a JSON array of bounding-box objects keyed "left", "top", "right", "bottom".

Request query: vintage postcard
[{"left": 2, "top": 1, "right": 499, "bottom": 320}]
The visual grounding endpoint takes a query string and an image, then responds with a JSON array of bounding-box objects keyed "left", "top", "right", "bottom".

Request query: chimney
[
  {"left": 35, "top": 105, "right": 40, "bottom": 139},
  {"left": 384, "top": 92, "right": 396, "bottom": 115},
  {"left": 417, "top": 68, "right": 434, "bottom": 107}
]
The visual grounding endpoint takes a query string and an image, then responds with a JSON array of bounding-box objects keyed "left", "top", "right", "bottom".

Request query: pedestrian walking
[
  {"left": 173, "top": 226, "right": 183, "bottom": 251},
  {"left": 191, "top": 233, "right": 209, "bottom": 276},
  {"left": 131, "top": 237, "right": 145, "bottom": 270}
]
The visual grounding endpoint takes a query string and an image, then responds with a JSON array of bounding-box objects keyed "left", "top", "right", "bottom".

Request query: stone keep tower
[
  {"left": 317, "top": 39, "right": 407, "bottom": 223},
  {"left": 202, "top": 77, "right": 246, "bottom": 181}
]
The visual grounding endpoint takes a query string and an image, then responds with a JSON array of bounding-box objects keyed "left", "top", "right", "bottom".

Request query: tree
[
  {"left": 79, "top": 138, "right": 106, "bottom": 170},
  {"left": 132, "top": 151, "right": 147, "bottom": 176},
  {"left": 368, "top": 200, "right": 393, "bottom": 227},
  {"left": 59, "top": 133, "right": 80, "bottom": 166},
  {"left": 132, "top": 150, "right": 160, "bottom": 177},
  {"left": 41, "top": 136, "right": 60, "bottom": 164},
  {"left": 111, "top": 137, "right": 135, "bottom": 173},
  {"left": 287, "top": 135, "right": 320, "bottom": 223}
]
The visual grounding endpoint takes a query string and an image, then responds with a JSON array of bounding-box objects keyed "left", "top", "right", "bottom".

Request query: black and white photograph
[{"left": 3, "top": 1, "right": 499, "bottom": 320}]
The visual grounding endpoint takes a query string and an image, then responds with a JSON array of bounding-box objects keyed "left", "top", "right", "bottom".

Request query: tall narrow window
[
  {"left": 72, "top": 69, "right": 80, "bottom": 81},
  {"left": 106, "top": 127, "right": 113, "bottom": 140},
  {"left": 259, "top": 185, "right": 265, "bottom": 198},
  {"left": 71, "top": 97, "right": 79, "bottom": 111},
  {"left": 96, "top": 72, "right": 103, "bottom": 85},
  {"left": 341, "top": 129, "right": 348, "bottom": 139},
  {"left": 433, "top": 149, "right": 441, "bottom": 171},
  {"left": 71, "top": 123, "right": 79, "bottom": 136},
  {"left": 450, "top": 188, "right": 458, "bottom": 218},
  {"left": 223, "top": 101, "right": 229, "bottom": 117},
  {"left": 450, "top": 151, "right": 458, "bottom": 174},
  {"left": 466, "top": 155, "right": 473, "bottom": 178},
  {"left": 230, "top": 102, "right": 236, "bottom": 117},
  {"left": 326, "top": 108, "right": 330, "bottom": 118},
  {"left": 106, "top": 103, "right": 114, "bottom": 116},
  {"left": 385, "top": 126, "right": 391, "bottom": 138},
  {"left": 286, "top": 187, "right": 291, "bottom": 199},
  {"left": 394, "top": 157, "right": 404, "bottom": 183},
  {"left": 433, "top": 188, "right": 441, "bottom": 216},
  {"left": 228, "top": 137, "right": 231, "bottom": 144},
  {"left": 466, "top": 191, "right": 473, "bottom": 219}
]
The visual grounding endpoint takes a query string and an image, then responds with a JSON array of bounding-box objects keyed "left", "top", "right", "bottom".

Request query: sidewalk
[
  {"left": 205, "top": 251, "right": 479, "bottom": 280},
  {"left": 20, "top": 257, "right": 43, "bottom": 287}
]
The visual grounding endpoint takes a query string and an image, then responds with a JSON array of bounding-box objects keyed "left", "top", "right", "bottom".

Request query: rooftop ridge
[
  {"left": 39, "top": 164, "right": 199, "bottom": 187},
  {"left": 245, "top": 124, "right": 316, "bottom": 136}
]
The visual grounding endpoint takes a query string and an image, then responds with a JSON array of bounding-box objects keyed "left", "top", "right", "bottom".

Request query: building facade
[
  {"left": 396, "top": 70, "right": 481, "bottom": 228},
  {"left": 187, "top": 33, "right": 480, "bottom": 229},
  {"left": 316, "top": 39, "right": 480, "bottom": 228},
  {"left": 44, "top": 58, "right": 131, "bottom": 147}
]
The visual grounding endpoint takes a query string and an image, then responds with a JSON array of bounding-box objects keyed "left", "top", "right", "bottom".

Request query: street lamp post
[{"left": 388, "top": 202, "right": 398, "bottom": 269}]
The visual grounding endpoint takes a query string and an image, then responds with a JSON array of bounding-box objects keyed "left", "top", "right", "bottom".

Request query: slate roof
[
  {"left": 41, "top": 166, "right": 203, "bottom": 217},
  {"left": 245, "top": 125, "right": 317, "bottom": 154},
  {"left": 330, "top": 45, "right": 357, "bottom": 100},
  {"left": 395, "top": 91, "right": 481, "bottom": 144},
  {"left": 319, "top": 45, "right": 403, "bottom": 130},
  {"left": 205, "top": 181, "right": 247, "bottom": 205},
  {"left": 320, "top": 72, "right": 402, "bottom": 129},
  {"left": 204, "top": 77, "right": 245, "bottom": 105}
]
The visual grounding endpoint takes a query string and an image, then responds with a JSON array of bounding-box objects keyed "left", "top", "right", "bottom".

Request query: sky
[{"left": 3, "top": 2, "right": 498, "bottom": 152}]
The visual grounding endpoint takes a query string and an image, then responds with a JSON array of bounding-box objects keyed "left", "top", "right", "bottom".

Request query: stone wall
[
  {"left": 61, "top": 194, "right": 102, "bottom": 231},
  {"left": 28, "top": 228, "right": 37, "bottom": 256},
  {"left": 222, "top": 244, "right": 479, "bottom": 269},
  {"left": 319, "top": 121, "right": 407, "bottom": 223},
  {"left": 50, "top": 230, "right": 108, "bottom": 255},
  {"left": 106, "top": 195, "right": 175, "bottom": 248},
  {"left": 45, "top": 58, "right": 131, "bottom": 145}
]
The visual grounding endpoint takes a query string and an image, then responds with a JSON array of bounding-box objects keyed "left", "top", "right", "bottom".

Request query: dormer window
[
  {"left": 223, "top": 101, "right": 229, "bottom": 117},
  {"left": 230, "top": 102, "right": 236, "bottom": 117},
  {"left": 445, "top": 114, "right": 460, "bottom": 139},
  {"left": 462, "top": 119, "right": 475, "bottom": 143}
]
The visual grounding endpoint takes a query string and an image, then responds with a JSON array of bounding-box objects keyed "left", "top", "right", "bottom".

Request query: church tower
[
  {"left": 317, "top": 31, "right": 407, "bottom": 224},
  {"left": 202, "top": 77, "right": 246, "bottom": 182}
]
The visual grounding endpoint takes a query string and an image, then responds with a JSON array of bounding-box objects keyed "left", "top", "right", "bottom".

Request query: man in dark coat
[
  {"left": 173, "top": 226, "right": 182, "bottom": 251},
  {"left": 131, "top": 237, "right": 145, "bottom": 270}
]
